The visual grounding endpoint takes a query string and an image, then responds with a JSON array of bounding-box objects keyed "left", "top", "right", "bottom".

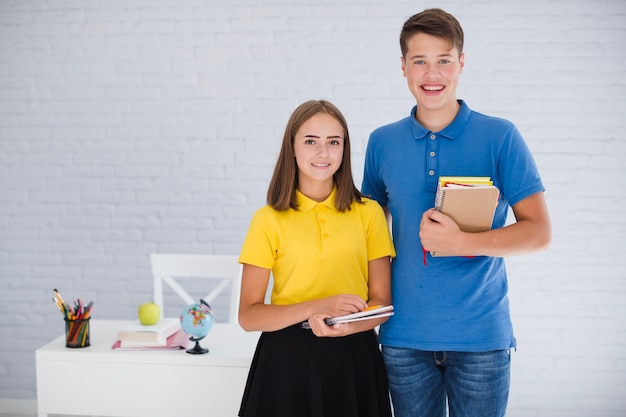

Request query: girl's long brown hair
[{"left": 267, "top": 100, "right": 363, "bottom": 212}]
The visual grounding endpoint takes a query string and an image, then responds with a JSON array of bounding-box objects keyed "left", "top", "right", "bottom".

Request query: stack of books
[
  {"left": 112, "top": 317, "right": 188, "bottom": 350},
  {"left": 432, "top": 176, "right": 500, "bottom": 257}
]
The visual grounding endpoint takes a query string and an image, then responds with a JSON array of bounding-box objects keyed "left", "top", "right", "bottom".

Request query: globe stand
[{"left": 186, "top": 335, "right": 208, "bottom": 355}]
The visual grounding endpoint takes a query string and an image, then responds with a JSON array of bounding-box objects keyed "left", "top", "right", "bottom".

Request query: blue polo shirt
[{"left": 362, "top": 101, "right": 544, "bottom": 351}]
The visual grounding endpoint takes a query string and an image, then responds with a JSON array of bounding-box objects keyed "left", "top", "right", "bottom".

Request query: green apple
[{"left": 137, "top": 302, "right": 161, "bottom": 325}]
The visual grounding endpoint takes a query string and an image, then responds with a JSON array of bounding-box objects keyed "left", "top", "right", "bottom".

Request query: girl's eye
[
  {"left": 304, "top": 139, "right": 315, "bottom": 145},
  {"left": 330, "top": 140, "right": 341, "bottom": 146}
]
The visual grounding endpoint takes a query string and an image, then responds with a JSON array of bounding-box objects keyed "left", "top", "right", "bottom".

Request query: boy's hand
[{"left": 419, "top": 208, "right": 463, "bottom": 255}]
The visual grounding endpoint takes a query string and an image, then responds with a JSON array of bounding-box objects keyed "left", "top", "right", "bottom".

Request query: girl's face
[{"left": 293, "top": 112, "right": 344, "bottom": 193}]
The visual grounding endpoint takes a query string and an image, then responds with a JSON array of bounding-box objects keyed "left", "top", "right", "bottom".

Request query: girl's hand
[
  {"left": 313, "top": 293, "right": 367, "bottom": 319},
  {"left": 307, "top": 314, "right": 348, "bottom": 337},
  {"left": 305, "top": 294, "right": 367, "bottom": 337}
]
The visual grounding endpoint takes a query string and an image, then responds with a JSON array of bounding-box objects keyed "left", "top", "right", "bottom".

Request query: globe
[{"left": 179, "top": 299, "right": 214, "bottom": 354}]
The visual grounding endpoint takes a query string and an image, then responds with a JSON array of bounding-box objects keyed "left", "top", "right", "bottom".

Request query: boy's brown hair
[{"left": 400, "top": 8, "right": 464, "bottom": 58}]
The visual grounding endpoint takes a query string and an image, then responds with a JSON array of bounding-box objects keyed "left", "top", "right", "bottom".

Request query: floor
[
  {"left": 0, "top": 414, "right": 34, "bottom": 417},
  {"left": 0, "top": 413, "right": 33, "bottom": 417},
  {"left": 0, "top": 413, "right": 104, "bottom": 417},
  {"left": 0, "top": 413, "right": 85, "bottom": 417},
  {"left": 1, "top": 411, "right": 138, "bottom": 417}
]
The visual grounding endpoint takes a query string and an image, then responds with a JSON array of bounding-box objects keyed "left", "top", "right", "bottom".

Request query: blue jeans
[{"left": 382, "top": 346, "right": 510, "bottom": 417}]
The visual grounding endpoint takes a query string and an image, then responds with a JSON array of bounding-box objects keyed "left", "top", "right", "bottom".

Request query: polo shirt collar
[
  {"left": 296, "top": 186, "right": 338, "bottom": 212},
  {"left": 409, "top": 99, "right": 471, "bottom": 141}
]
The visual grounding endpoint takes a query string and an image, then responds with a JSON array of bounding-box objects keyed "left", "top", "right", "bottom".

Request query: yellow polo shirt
[{"left": 239, "top": 188, "right": 395, "bottom": 305}]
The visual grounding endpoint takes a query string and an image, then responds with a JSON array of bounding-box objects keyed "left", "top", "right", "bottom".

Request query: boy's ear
[
  {"left": 459, "top": 53, "right": 465, "bottom": 73},
  {"left": 401, "top": 56, "right": 407, "bottom": 77}
]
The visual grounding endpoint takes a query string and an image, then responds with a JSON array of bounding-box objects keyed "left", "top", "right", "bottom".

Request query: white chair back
[{"left": 150, "top": 254, "right": 242, "bottom": 324}]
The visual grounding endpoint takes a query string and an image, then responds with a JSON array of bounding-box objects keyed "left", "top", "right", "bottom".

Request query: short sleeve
[
  {"left": 238, "top": 206, "right": 278, "bottom": 270},
  {"left": 363, "top": 199, "right": 395, "bottom": 260}
]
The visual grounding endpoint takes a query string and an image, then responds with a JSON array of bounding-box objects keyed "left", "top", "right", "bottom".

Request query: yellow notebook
[
  {"left": 432, "top": 177, "right": 499, "bottom": 257},
  {"left": 438, "top": 176, "right": 493, "bottom": 187}
]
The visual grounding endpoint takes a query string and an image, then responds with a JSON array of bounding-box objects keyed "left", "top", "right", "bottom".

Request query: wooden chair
[{"left": 150, "top": 253, "right": 242, "bottom": 324}]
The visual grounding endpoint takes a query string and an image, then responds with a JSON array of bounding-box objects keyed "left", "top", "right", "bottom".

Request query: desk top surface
[{"left": 36, "top": 319, "right": 261, "bottom": 366}]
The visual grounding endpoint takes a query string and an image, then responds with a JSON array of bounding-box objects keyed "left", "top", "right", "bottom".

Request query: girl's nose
[{"left": 317, "top": 143, "right": 329, "bottom": 156}]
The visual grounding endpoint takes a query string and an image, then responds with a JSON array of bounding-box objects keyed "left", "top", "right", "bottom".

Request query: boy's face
[{"left": 401, "top": 32, "right": 464, "bottom": 114}]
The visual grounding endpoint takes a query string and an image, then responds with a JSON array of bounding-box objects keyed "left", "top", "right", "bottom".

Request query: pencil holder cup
[{"left": 64, "top": 317, "right": 91, "bottom": 348}]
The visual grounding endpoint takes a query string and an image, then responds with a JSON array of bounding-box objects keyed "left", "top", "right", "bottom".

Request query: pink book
[{"left": 112, "top": 329, "right": 189, "bottom": 350}]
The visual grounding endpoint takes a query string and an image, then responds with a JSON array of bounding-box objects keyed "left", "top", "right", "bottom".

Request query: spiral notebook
[
  {"left": 300, "top": 305, "right": 394, "bottom": 329},
  {"left": 431, "top": 177, "right": 499, "bottom": 257}
]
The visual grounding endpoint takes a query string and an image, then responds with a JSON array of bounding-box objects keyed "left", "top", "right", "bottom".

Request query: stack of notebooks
[
  {"left": 112, "top": 317, "right": 188, "bottom": 350},
  {"left": 432, "top": 176, "right": 499, "bottom": 257},
  {"left": 300, "top": 305, "right": 394, "bottom": 329}
]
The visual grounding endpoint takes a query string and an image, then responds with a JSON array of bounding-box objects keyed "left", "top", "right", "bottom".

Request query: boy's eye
[{"left": 439, "top": 59, "right": 450, "bottom": 64}]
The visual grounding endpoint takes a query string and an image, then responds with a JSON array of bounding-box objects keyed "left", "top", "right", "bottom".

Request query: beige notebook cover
[{"left": 431, "top": 186, "right": 499, "bottom": 257}]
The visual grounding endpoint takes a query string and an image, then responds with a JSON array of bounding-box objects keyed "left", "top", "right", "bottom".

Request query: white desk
[{"left": 36, "top": 320, "right": 260, "bottom": 417}]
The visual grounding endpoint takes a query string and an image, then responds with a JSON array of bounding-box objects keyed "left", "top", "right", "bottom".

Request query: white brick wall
[{"left": 1, "top": 1, "right": 625, "bottom": 415}]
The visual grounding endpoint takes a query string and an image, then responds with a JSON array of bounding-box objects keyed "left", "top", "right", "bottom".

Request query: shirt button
[
  {"left": 430, "top": 151, "right": 435, "bottom": 157},
  {"left": 430, "top": 134, "right": 436, "bottom": 140},
  {"left": 429, "top": 170, "right": 435, "bottom": 176}
]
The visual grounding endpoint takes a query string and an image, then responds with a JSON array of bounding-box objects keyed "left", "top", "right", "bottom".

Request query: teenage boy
[{"left": 361, "top": 8, "right": 551, "bottom": 417}]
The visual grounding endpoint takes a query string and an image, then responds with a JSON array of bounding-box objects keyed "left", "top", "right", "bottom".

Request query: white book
[{"left": 117, "top": 317, "right": 181, "bottom": 346}]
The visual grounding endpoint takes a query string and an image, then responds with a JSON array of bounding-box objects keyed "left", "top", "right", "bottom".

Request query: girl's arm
[
  {"left": 307, "top": 256, "right": 392, "bottom": 337},
  {"left": 238, "top": 263, "right": 368, "bottom": 332}
]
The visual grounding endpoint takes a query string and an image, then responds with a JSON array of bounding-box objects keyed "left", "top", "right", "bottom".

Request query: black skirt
[{"left": 238, "top": 324, "right": 392, "bottom": 417}]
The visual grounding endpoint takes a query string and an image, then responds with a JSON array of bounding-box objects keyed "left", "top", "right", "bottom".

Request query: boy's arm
[{"left": 420, "top": 191, "right": 551, "bottom": 257}]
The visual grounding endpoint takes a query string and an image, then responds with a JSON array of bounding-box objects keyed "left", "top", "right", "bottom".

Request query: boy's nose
[{"left": 425, "top": 65, "right": 441, "bottom": 78}]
